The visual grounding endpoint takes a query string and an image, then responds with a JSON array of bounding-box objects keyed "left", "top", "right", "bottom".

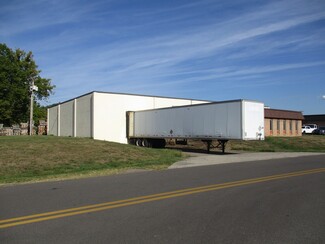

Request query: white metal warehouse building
[{"left": 47, "top": 91, "right": 208, "bottom": 144}]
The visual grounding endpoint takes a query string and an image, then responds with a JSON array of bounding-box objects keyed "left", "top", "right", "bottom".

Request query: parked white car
[
  {"left": 302, "top": 125, "right": 315, "bottom": 134},
  {"left": 305, "top": 124, "right": 318, "bottom": 130}
]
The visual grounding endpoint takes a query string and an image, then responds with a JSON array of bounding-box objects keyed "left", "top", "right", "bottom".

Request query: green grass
[
  {"left": 229, "top": 135, "right": 325, "bottom": 152},
  {"left": 168, "top": 136, "right": 325, "bottom": 153},
  {"left": 1, "top": 135, "right": 324, "bottom": 184},
  {"left": 0, "top": 136, "right": 183, "bottom": 184}
]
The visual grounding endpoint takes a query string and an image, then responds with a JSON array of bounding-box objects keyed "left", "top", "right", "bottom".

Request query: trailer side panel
[{"left": 132, "top": 100, "right": 253, "bottom": 140}]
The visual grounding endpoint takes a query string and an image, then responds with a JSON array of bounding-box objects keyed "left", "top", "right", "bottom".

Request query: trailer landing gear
[{"left": 202, "top": 139, "right": 228, "bottom": 154}]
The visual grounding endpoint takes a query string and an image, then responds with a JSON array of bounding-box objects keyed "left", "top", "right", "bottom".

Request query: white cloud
[
  {"left": 2, "top": 0, "right": 324, "bottom": 106},
  {"left": 0, "top": 0, "right": 110, "bottom": 36}
]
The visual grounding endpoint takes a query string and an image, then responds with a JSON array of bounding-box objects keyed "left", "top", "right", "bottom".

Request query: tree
[{"left": 0, "top": 43, "right": 55, "bottom": 126}]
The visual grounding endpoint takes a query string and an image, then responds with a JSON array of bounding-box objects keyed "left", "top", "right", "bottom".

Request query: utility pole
[
  {"left": 29, "top": 77, "right": 38, "bottom": 136},
  {"left": 29, "top": 78, "right": 34, "bottom": 136}
]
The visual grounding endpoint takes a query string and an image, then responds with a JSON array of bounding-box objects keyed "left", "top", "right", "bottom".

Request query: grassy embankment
[
  {"left": 168, "top": 135, "right": 325, "bottom": 153},
  {"left": 229, "top": 135, "right": 325, "bottom": 152},
  {"left": 0, "top": 136, "right": 183, "bottom": 184},
  {"left": 1, "top": 135, "right": 324, "bottom": 184}
]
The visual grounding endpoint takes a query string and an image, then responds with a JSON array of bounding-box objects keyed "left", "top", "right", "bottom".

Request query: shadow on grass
[{"left": 166, "top": 146, "right": 238, "bottom": 155}]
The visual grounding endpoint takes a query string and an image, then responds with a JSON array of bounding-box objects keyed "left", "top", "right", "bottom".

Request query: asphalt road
[{"left": 1, "top": 155, "right": 324, "bottom": 243}]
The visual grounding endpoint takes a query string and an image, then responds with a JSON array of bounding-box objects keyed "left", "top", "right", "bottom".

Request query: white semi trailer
[{"left": 126, "top": 99, "right": 265, "bottom": 153}]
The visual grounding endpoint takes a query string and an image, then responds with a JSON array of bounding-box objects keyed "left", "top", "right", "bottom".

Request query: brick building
[{"left": 264, "top": 108, "right": 304, "bottom": 137}]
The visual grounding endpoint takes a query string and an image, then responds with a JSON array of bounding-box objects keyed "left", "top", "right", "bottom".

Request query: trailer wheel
[
  {"left": 135, "top": 139, "right": 142, "bottom": 147},
  {"left": 142, "top": 139, "right": 152, "bottom": 148}
]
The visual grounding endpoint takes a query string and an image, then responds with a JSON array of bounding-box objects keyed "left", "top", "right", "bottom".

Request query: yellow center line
[{"left": 1, "top": 167, "right": 324, "bottom": 229}]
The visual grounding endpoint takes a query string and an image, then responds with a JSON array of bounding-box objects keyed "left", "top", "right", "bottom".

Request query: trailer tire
[
  {"left": 135, "top": 139, "right": 142, "bottom": 147},
  {"left": 142, "top": 139, "right": 152, "bottom": 148}
]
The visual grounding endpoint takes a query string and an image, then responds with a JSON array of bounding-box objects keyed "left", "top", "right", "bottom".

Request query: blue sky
[{"left": 1, "top": 0, "right": 325, "bottom": 114}]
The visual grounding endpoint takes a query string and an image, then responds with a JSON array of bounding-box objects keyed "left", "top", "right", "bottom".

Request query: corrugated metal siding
[
  {"left": 48, "top": 106, "right": 58, "bottom": 135},
  {"left": 59, "top": 101, "right": 74, "bottom": 136},
  {"left": 75, "top": 94, "right": 92, "bottom": 137}
]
